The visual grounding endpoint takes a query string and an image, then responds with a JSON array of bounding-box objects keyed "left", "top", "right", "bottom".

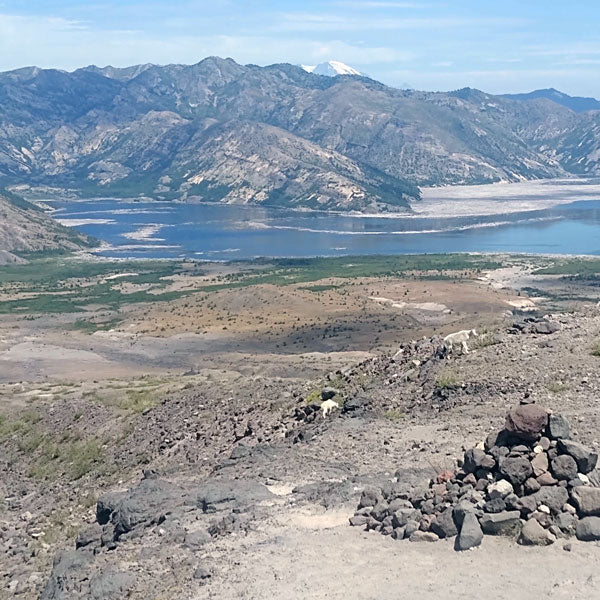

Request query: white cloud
[{"left": 0, "top": 13, "right": 411, "bottom": 72}]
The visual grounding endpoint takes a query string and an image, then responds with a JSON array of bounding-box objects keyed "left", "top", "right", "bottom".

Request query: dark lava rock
[
  {"left": 558, "top": 440, "right": 598, "bottom": 474},
  {"left": 463, "top": 448, "right": 492, "bottom": 473},
  {"left": 342, "top": 394, "right": 371, "bottom": 414},
  {"left": 570, "top": 486, "right": 600, "bottom": 516},
  {"left": 505, "top": 404, "right": 549, "bottom": 441},
  {"left": 547, "top": 414, "right": 571, "bottom": 440},
  {"left": 535, "top": 486, "right": 569, "bottom": 515},
  {"left": 75, "top": 524, "right": 102, "bottom": 550},
  {"left": 500, "top": 456, "right": 533, "bottom": 486},
  {"left": 551, "top": 454, "right": 578, "bottom": 481},
  {"left": 524, "top": 478, "right": 541, "bottom": 494},
  {"left": 484, "top": 498, "right": 507, "bottom": 513},
  {"left": 576, "top": 517, "right": 600, "bottom": 541},
  {"left": 321, "top": 387, "right": 339, "bottom": 401},
  {"left": 479, "top": 511, "right": 522, "bottom": 536},
  {"left": 39, "top": 550, "right": 93, "bottom": 600},
  {"left": 89, "top": 569, "right": 136, "bottom": 599},
  {"left": 455, "top": 512, "right": 483, "bottom": 551},
  {"left": 197, "top": 479, "right": 273, "bottom": 513},
  {"left": 430, "top": 507, "right": 458, "bottom": 539}
]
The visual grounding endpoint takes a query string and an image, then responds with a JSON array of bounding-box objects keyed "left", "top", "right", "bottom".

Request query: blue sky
[{"left": 2, "top": 1, "right": 600, "bottom": 96}]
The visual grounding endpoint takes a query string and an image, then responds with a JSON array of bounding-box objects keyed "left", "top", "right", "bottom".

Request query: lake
[{"left": 48, "top": 195, "right": 600, "bottom": 260}]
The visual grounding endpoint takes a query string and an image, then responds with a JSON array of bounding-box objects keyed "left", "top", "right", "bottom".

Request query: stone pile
[{"left": 350, "top": 402, "right": 600, "bottom": 549}]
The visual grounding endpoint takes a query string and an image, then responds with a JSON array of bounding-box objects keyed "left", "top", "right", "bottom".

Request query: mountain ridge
[{"left": 1, "top": 57, "right": 600, "bottom": 212}]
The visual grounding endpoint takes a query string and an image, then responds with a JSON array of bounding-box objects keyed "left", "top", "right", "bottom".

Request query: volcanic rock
[
  {"left": 455, "top": 512, "right": 483, "bottom": 551},
  {"left": 557, "top": 440, "right": 598, "bottom": 474},
  {"left": 570, "top": 486, "right": 600, "bottom": 516},
  {"left": 479, "top": 511, "right": 522, "bottom": 536},
  {"left": 505, "top": 404, "right": 549, "bottom": 441},
  {"left": 518, "top": 519, "right": 555, "bottom": 546}
]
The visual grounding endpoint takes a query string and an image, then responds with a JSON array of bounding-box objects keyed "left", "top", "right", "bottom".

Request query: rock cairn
[{"left": 350, "top": 402, "right": 600, "bottom": 549}]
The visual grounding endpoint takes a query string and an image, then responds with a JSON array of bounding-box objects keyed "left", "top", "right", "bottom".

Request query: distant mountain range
[
  {"left": 1, "top": 57, "right": 600, "bottom": 213},
  {"left": 500, "top": 88, "right": 600, "bottom": 113}
]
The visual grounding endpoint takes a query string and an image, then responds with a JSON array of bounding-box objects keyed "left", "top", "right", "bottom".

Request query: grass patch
[
  {"left": 532, "top": 258, "right": 600, "bottom": 276},
  {"left": 591, "top": 341, "right": 600, "bottom": 357},
  {"left": 29, "top": 436, "right": 105, "bottom": 481},
  {"left": 383, "top": 409, "right": 404, "bottom": 421},
  {"left": 436, "top": 370, "right": 460, "bottom": 389},
  {"left": 71, "top": 317, "right": 122, "bottom": 334},
  {"left": 305, "top": 389, "right": 322, "bottom": 405}
]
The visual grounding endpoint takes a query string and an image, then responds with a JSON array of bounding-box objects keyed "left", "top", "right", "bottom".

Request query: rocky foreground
[
  {"left": 350, "top": 402, "right": 600, "bottom": 549},
  {"left": 3, "top": 309, "right": 600, "bottom": 599}
]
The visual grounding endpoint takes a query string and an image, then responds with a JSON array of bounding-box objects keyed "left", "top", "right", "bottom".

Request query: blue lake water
[{"left": 47, "top": 197, "right": 600, "bottom": 260}]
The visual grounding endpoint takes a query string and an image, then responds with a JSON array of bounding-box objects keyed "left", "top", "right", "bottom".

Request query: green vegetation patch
[
  {"left": 202, "top": 254, "right": 501, "bottom": 292},
  {"left": 0, "top": 256, "right": 200, "bottom": 314},
  {"left": 533, "top": 258, "right": 600, "bottom": 276}
]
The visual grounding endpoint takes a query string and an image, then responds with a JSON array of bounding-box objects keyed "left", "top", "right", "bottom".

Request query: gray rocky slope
[
  {"left": 2, "top": 57, "right": 600, "bottom": 211},
  {"left": 0, "top": 191, "right": 93, "bottom": 263}
]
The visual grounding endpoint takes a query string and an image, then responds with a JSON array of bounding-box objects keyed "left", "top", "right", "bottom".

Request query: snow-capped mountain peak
[{"left": 301, "top": 61, "right": 362, "bottom": 77}]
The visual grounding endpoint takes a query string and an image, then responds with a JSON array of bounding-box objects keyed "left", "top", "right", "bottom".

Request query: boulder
[
  {"left": 535, "top": 486, "right": 569, "bottom": 515},
  {"left": 536, "top": 472, "right": 558, "bottom": 486},
  {"left": 547, "top": 414, "right": 571, "bottom": 440},
  {"left": 576, "top": 517, "right": 600, "bottom": 541},
  {"left": 516, "top": 495, "right": 538, "bottom": 516},
  {"left": 321, "top": 387, "right": 339, "bottom": 401},
  {"left": 89, "top": 570, "right": 136, "bottom": 600},
  {"left": 570, "top": 486, "right": 600, "bottom": 516},
  {"left": 430, "top": 507, "right": 458, "bottom": 539},
  {"left": 557, "top": 440, "right": 598, "bottom": 474},
  {"left": 479, "top": 511, "right": 522, "bottom": 536},
  {"left": 523, "top": 478, "right": 541, "bottom": 494},
  {"left": 358, "top": 488, "right": 382, "bottom": 509},
  {"left": 455, "top": 512, "right": 483, "bottom": 551},
  {"left": 409, "top": 531, "right": 440, "bottom": 542},
  {"left": 488, "top": 480, "right": 513, "bottom": 500},
  {"left": 551, "top": 455, "right": 578, "bottom": 481},
  {"left": 464, "top": 448, "right": 495, "bottom": 473},
  {"left": 75, "top": 524, "right": 102, "bottom": 549},
  {"left": 505, "top": 404, "right": 549, "bottom": 441},
  {"left": 39, "top": 550, "right": 93, "bottom": 600},
  {"left": 500, "top": 456, "right": 533, "bottom": 486},
  {"left": 531, "top": 320, "right": 560, "bottom": 334},
  {"left": 484, "top": 498, "right": 507, "bottom": 513},
  {"left": 452, "top": 501, "right": 480, "bottom": 527},
  {"left": 518, "top": 519, "right": 555, "bottom": 546}
]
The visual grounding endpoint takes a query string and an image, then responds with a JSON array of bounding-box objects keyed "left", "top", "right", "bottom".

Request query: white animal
[
  {"left": 443, "top": 329, "right": 478, "bottom": 354},
  {"left": 320, "top": 399, "right": 340, "bottom": 418}
]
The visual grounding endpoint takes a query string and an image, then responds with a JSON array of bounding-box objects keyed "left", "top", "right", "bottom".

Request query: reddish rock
[
  {"left": 436, "top": 469, "right": 455, "bottom": 484},
  {"left": 505, "top": 404, "right": 549, "bottom": 441}
]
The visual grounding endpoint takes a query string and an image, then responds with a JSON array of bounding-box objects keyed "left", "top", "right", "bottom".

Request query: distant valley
[{"left": 1, "top": 57, "right": 600, "bottom": 213}]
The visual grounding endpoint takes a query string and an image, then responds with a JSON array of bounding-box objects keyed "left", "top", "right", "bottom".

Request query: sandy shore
[{"left": 417, "top": 178, "right": 600, "bottom": 217}]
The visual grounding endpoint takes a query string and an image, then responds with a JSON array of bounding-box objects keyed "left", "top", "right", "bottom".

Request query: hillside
[
  {"left": 0, "top": 191, "right": 94, "bottom": 263},
  {"left": 1, "top": 57, "right": 600, "bottom": 210},
  {"left": 501, "top": 88, "right": 600, "bottom": 113}
]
